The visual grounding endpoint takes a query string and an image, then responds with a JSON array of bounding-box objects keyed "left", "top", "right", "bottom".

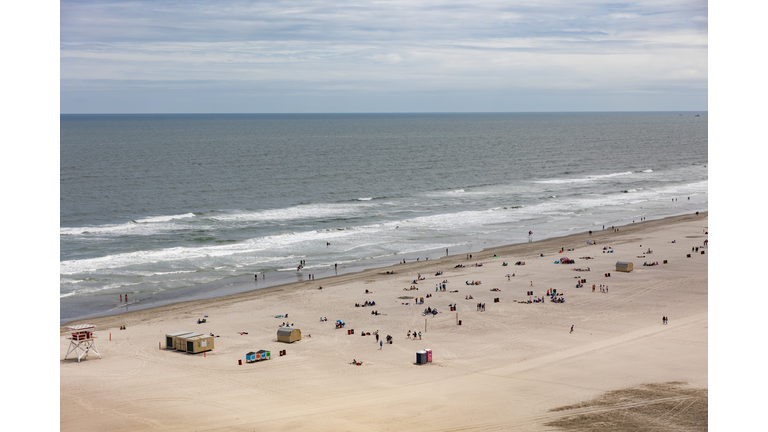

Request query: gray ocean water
[{"left": 60, "top": 112, "right": 708, "bottom": 322}]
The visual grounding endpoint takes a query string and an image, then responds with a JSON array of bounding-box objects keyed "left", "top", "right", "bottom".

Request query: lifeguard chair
[{"left": 64, "top": 324, "right": 101, "bottom": 362}]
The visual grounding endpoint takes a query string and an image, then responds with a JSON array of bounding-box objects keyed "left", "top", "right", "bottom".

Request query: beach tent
[
  {"left": 175, "top": 333, "right": 204, "bottom": 350},
  {"left": 165, "top": 331, "right": 194, "bottom": 349},
  {"left": 185, "top": 335, "right": 214, "bottom": 354},
  {"left": 615, "top": 261, "right": 633, "bottom": 272},
  {"left": 277, "top": 328, "right": 301, "bottom": 343}
]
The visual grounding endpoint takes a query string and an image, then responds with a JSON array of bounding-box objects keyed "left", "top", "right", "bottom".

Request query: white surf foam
[{"left": 535, "top": 171, "right": 633, "bottom": 184}]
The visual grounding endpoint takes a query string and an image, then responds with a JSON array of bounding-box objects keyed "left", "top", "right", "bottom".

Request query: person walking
[
  {"left": 570, "top": 325, "right": 574, "bottom": 333},
  {"left": 380, "top": 340, "right": 383, "bottom": 349}
]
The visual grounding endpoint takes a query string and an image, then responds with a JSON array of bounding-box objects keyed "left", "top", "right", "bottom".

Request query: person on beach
[
  {"left": 120, "top": 294, "right": 123, "bottom": 302},
  {"left": 380, "top": 340, "right": 383, "bottom": 349},
  {"left": 407, "top": 330, "right": 411, "bottom": 339},
  {"left": 570, "top": 325, "right": 574, "bottom": 333},
  {"left": 125, "top": 294, "right": 128, "bottom": 302}
]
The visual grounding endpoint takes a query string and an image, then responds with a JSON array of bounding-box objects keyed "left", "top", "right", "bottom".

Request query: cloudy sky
[{"left": 60, "top": 0, "right": 708, "bottom": 113}]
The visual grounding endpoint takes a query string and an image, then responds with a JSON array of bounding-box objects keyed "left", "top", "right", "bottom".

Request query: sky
[{"left": 60, "top": 0, "right": 708, "bottom": 113}]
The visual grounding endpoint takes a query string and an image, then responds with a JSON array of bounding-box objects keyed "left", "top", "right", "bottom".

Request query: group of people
[
  {"left": 476, "top": 303, "right": 486, "bottom": 311},
  {"left": 407, "top": 330, "right": 422, "bottom": 340},
  {"left": 355, "top": 300, "right": 376, "bottom": 307},
  {"left": 593, "top": 285, "right": 609, "bottom": 293},
  {"left": 465, "top": 280, "right": 482, "bottom": 285}
]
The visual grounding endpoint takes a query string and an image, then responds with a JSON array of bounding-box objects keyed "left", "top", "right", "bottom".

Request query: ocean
[{"left": 60, "top": 112, "right": 708, "bottom": 323}]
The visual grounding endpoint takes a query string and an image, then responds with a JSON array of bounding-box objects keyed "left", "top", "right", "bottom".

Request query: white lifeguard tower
[{"left": 65, "top": 324, "right": 101, "bottom": 362}]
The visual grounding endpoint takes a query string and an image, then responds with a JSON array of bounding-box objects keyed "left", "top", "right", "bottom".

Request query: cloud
[{"left": 60, "top": 0, "right": 708, "bottom": 113}]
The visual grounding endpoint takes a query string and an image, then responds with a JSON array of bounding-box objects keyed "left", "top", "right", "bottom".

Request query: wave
[
  {"left": 61, "top": 212, "right": 196, "bottom": 236},
  {"left": 134, "top": 213, "right": 196, "bottom": 224},
  {"left": 213, "top": 203, "right": 370, "bottom": 224},
  {"left": 640, "top": 169, "right": 653, "bottom": 173},
  {"left": 535, "top": 171, "right": 633, "bottom": 184},
  {"left": 357, "top": 197, "right": 372, "bottom": 201},
  {"left": 59, "top": 227, "right": 353, "bottom": 275}
]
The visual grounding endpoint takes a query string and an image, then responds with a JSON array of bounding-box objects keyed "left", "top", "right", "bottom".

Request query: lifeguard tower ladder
[{"left": 65, "top": 324, "right": 101, "bottom": 362}]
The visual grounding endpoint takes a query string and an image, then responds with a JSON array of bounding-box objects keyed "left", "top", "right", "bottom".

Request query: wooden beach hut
[
  {"left": 165, "top": 331, "right": 193, "bottom": 349},
  {"left": 277, "top": 327, "right": 301, "bottom": 343},
  {"left": 175, "top": 333, "right": 204, "bottom": 350},
  {"left": 184, "top": 335, "right": 214, "bottom": 354},
  {"left": 615, "top": 261, "right": 633, "bottom": 272}
]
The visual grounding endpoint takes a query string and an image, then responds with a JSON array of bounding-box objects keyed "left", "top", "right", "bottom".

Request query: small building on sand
[
  {"left": 615, "top": 261, "right": 633, "bottom": 272},
  {"left": 184, "top": 335, "right": 214, "bottom": 354},
  {"left": 165, "top": 331, "right": 193, "bottom": 349},
  {"left": 277, "top": 328, "right": 301, "bottom": 343}
]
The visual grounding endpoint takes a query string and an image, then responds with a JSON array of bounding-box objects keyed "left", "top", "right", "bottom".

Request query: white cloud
[{"left": 60, "top": 0, "right": 708, "bottom": 112}]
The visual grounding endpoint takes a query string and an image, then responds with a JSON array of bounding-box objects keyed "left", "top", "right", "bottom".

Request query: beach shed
[
  {"left": 184, "top": 335, "right": 214, "bottom": 354},
  {"left": 277, "top": 327, "right": 301, "bottom": 343},
  {"left": 616, "top": 261, "right": 633, "bottom": 272},
  {"left": 165, "top": 331, "right": 193, "bottom": 349},
  {"left": 175, "top": 333, "right": 204, "bottom": 350}
]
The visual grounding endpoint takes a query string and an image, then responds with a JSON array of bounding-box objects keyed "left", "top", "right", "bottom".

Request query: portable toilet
[
  {"left": 615, "top": 261, "right": 633, "bottom": 272},
  {"left": 246, "top": 352, "right": 257, "bottom": 363},
  {"left": 165, "top": 331, "right": 193, "bottom": 349},
  {"left": 176, "top": 333, "right": 204, "bottom": 351},
  {"left": 185, "top": 335, "right": 214, "bottom": 354},
  {"left": 277, "top": 328, "right": 301, "bottom": 343},
  {"left": 256, "top": 349, "right": 271, "bottom": 361},
  {"left": 425, "top": 349, "right": 433, "bottom": 362},
  {"left": 416, "top": 350, "right": 427, "bottom": 364}
]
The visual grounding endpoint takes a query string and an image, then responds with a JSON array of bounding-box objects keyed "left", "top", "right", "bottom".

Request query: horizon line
[{"left": 60, "top": 110, "right": 709, "bottom": 116}]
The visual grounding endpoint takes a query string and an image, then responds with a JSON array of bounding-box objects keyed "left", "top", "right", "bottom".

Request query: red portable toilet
[{"left": 425, "top": 349, "right": 432, "bottom": 362}]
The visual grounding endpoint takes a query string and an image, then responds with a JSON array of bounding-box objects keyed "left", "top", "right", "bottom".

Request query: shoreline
[
  {"left": 62, "top": 210, "right": 707, "bottom": 330},
  {"left": 61, "top": 209, "right": 708, "bottom": 431}
]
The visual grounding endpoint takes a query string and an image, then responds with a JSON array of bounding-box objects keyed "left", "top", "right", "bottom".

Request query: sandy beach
[{"left": 60, "top": 212, "right": 708, "bottom": 431}]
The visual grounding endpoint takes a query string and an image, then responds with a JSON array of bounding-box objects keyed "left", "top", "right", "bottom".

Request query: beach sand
[{"left": 61, "top": 213, "right": 708, "bottom": 431}]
